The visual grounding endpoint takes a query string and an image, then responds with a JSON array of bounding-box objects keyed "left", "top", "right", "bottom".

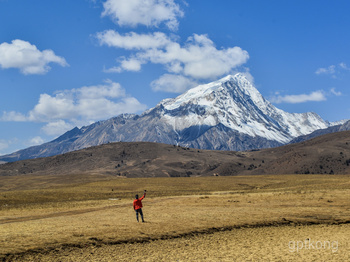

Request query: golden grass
[
  {"left": 2, "top": 174, "right": 350, "bottom": 210},
  {"left": 1, "top": 175, "right": 350, "bottom": 261},
  {"left": 20, "top": 224, "right": 349, "bottom": 262}
]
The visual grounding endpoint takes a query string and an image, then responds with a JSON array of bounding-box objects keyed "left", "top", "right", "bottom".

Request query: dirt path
[
  {"left": 0, "top": 196, "right": 179, "bottom": 225},
  {"left": 0, "top": 204, "right": 125, "bottom": 225}
]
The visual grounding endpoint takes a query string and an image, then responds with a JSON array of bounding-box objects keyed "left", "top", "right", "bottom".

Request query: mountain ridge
[
  {"left": 158, "top": 73, "right": 330, "bottom": 143},
  {"left": 0, "top": 73, "right": 342, "bottom": 162},
  {"left": 1, "top": 130, "right": 350, "bottom": 179},
  {"left": 289, "top": 119, "right": 350, "bottom": 144}
]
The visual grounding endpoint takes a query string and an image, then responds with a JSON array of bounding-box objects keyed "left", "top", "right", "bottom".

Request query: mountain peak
[
  {"left": 159, "top": 72, "right": 267, "bottom": 118},
  {"left": 218, "top": 72, "right": 247, "bottom": 82},
  {"left": 0, "top": 74, "right": 335, "bottom": 162},
  {"left": 160, "top": 73, "right": 254, "bottom": 110},
  {"left": 155, "top": 73, "right": 330, "bottom": 144}
]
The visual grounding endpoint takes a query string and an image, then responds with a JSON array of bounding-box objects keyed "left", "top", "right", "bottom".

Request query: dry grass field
[{"left": 0, "top": 174, "right": 350, "bottom": 261}]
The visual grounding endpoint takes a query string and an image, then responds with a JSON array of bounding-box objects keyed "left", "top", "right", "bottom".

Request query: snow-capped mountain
[
  {"left": 0, "top": 73, "right": 336, "bottom": 162},
  {"left": 159, "top": 73, "right": 329, "bottom": 144}
]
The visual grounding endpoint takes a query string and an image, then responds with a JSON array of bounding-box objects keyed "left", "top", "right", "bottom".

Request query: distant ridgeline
[{"left": 1, "top": 73, "right": 349, "bottom": 163}]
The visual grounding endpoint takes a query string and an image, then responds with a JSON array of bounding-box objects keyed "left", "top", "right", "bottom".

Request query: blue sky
[{"left": 1, "top": 0, "right": 350, "bottom": 155}]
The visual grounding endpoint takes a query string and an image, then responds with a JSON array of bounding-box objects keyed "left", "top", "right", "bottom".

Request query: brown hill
[
  {"left": 1, "top": 131, "right": 350, "bottom": 181},
  {"left": 251, "top": 130, "right": 350, "bottom": 175},
  {"left": 0, "top": 142, "right": 261, "bottom": 178}
]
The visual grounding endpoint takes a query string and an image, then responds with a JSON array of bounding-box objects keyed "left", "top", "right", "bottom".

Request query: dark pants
[{"left": 135, "top": 208, "right": 144, "bottom": 222}]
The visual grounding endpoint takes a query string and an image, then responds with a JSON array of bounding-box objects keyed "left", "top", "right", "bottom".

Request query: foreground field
[
  {"left": 0, "top": 175, "right": 350, "bottom": 261},
  {"left": 17, "top": 224, "right": 349, "bottom": 261}
]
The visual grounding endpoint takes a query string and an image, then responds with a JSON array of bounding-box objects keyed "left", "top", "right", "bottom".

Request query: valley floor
[{"left": 0, "top": 175, "right": 349, "bottom": 261}]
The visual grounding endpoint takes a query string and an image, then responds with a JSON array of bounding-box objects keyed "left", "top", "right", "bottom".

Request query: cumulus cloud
[
  {"left": 27, "top": 80, "right": 146, "bottom": 122},
  {"left": 151, "top": 74, "right": 198, "bottom": 93},
  {"left": 117, "top": 58, "right": 143, "bottom": 72},
  {"left": 0, "top": 39, "right": 68, "bottom": 75},
  {"left": 1, "top": 80, "right": 147, "bottom": 135},
  {"left": 102, "top": 0, "right": 184, "bottom": 30},
  {"left": 28, "top": 136, "right": 45, "bottom": 146},
  {"left": 41, "top": 120, "right": 75, "bottom": 136},
  {"left": 97, "top": 30, "right": 171, "bottom": 50},
  {"left": 1, "top": 111, "right": 27, "bottom": 121},
  {"left": 98, "top": 31, "right": 249, "bottom": 80},
  {"left": 270, "top": 90, "right": 327, "bottom": 104}
]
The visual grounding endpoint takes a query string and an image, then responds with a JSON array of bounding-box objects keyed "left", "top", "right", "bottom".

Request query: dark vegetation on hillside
[{"left": 1, "top": 131, "right": 350, "bottom": 178}]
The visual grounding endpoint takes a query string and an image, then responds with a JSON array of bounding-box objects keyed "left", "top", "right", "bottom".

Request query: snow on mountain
[
  {"left": 158, "top": 73, "right": 330, "bottom": 144},
  {"left": 0, "top": 73, "right": 337, "bottom": 162}
]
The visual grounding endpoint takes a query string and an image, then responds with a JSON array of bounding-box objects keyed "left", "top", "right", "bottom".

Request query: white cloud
[
  {"left": 97, "top": 3, "right": 249, "bottom": 89},
  {"left": 1, "top": 80, "right": 147, "bottom": 135},
  {"left": 74, "top": 80, "right": 126, "bottom": 99},
  {"left": 330, "top": 87, "right": 342, "bottom": 96},
  {"left": 104, "top": 58, "right": 144, "bottom": 73},
  {"left": 1, "top": 111, "right": 27, "bottom": 121},
  {"left": 315, "top": 65, "right": 335, "bottom": 75},
  {"left": 102, "top": 0, "right": 184, "bottom": 30},
  {"left": 98, "top": 31, "right": 249, "bottom": 80},
  {"left": 41, "top": 120, "right": 74, "bottom": 136},
  {"left": 119, "top": 58, "right": 143, "bottom": 72},
  {"left": 103, "top": 57, "right": 146, "bottom": 73},
  {"left": 151, "top": 74, "right": 198, "bottom": 93},
  {"left": 28, "top": 93, "right": 76, "bottom": 121},
  {"left": 97, "top": 30, "right": 171, "bottom": 50},
  {"left": 339, "top": 62, "right": 350, "bottom": 71},
  {"left": 28, "top": 136, "right": 45, "bottom": 146},
  {"left": 27, "top": 80, "right": 146, "bottom": 122},
  {"left": 270, "top": 90, "right": 327, "bottom": 104},
  {"left": 103, "top": 66, "right": 123, "bottom": 73},
  {"left": 0, "top": 39, "right": 68, "bottom": 75},
  {"left": 315, "top": 62, "right": 350, "bottom": 77}
]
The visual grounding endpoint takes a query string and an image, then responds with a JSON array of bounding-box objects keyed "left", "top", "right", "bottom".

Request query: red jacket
[{"left": 133, "top": 194, "right": 145, "bottom": 210}]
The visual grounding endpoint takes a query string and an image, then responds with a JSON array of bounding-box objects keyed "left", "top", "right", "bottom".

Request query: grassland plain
[
  {"left": 17, "top": 224, "right": 349, "bottom": 261},
  {"left": 0, "top": 175, "right": 350, "bottom": 261}
]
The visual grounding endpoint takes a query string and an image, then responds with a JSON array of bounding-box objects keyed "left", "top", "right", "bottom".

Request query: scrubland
[{"left": 0, "top": 175, "right": 349, "bottom": 261}]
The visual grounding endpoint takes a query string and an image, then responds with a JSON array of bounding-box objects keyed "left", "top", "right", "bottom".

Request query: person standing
[{"left": 133, "top": 190, "right": 146, "bottom": 222}]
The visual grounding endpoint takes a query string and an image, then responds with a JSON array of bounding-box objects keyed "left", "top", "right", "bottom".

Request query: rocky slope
[
  {"left": 0, "top": 73, "right": 335, "bottom": 162},
  {"left": 289, "top": 120, "right": 350, "bottom": 144}
]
